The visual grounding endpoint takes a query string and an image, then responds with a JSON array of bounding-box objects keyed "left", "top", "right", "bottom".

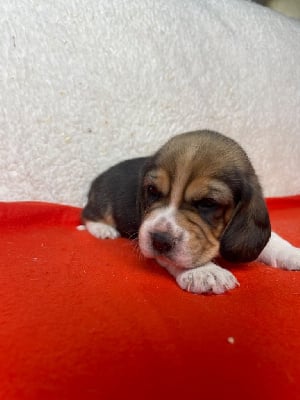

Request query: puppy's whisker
[
  {"left": 128, "top": 232, "right": 138, "bottom": 241},
  {"left": 133, "top": 241, "right": 143, "bottom": 259}
]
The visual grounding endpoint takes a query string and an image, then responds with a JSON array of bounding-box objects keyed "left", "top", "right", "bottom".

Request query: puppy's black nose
[{"left": 150, "top": 231, "right": 175, "bottom": 254}]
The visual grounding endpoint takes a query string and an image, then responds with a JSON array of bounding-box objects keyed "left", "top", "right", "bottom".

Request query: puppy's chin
[
  {"left": 139, "top": 236, "right": 217, "bottom": 270},
  {"left": 154, "top": 255, "right": 192, "bottom": 271},
  {"left": 140, "top": 248, "right": 195, "bottom": 271}
]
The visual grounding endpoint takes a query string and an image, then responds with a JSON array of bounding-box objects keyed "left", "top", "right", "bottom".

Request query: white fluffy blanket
[{"left": 1, "top": 0, "right": 299, "bottom": 206}]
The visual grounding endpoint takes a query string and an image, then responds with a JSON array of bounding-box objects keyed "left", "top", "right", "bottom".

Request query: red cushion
[{"left": 1, "top": 197, "right": 300, "bottom": 399}]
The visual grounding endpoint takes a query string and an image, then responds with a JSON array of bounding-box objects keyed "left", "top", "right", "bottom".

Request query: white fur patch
[
  {"left": 258, "top": 231, "right": 300, "bottom": 270},
  {"left": 165, "top": 262, "right": 239, "bottom": 294},
  {"left": 139, "top": 206, "right": 181, "bottom": 253},
  {"left": 140, "top": 206, "right": 178, "bottom": 240},
  {"left": 76, "top": 224, "right": 86, "bottom": 231},
  {"left": 138, "top": 206, "right": 192, "bottom": 268},
  {"left": 85, "top": 221, "right": 120, "bottom": 239}
]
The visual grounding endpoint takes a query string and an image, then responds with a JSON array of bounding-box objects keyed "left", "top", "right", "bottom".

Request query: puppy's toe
[
  {"left": 176, "top": 264, "right": 239, "bottom": 295},
  {"left": 85, "top": 221, "right": 120, "bottom": 239}
]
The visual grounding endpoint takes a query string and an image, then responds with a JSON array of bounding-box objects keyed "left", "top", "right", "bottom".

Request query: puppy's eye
[
  {"left": 146, "top": 185, "right": 162, "bottom": 203},
  {"left": 192, "top": 198, "right": 220, "bottom": 211}
]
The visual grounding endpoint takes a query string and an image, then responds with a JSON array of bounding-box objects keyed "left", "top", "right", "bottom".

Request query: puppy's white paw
[
  {"left": 258, "top": 232, "right": 300, "bottom": 271},
  {"left": 272, "top": 247, "right": 300, "bottom": 271},
  {"left": 85, "top": 221, "right": 120, "bottom": 239},
  {"left": 176, "top": 264, "right": 239, "bottom": 294}
]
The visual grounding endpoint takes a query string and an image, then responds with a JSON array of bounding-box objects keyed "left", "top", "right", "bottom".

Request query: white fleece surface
[{"left": 0, "top": 0, "right": 299, "bottom": 206}]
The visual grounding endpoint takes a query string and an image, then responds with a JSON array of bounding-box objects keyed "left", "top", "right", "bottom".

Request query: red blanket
[{"left": 1, "top": 197, "right": 300, "bottom": 400}]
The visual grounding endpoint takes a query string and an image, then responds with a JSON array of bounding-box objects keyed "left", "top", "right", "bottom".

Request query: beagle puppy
[{"left": 82, "top": 130, "right": 300, "bottom": 294}]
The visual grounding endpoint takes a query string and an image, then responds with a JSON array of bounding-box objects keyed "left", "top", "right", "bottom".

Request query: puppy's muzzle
[{"left": 150, "top": 231, "right": 176, "bottom": 254}]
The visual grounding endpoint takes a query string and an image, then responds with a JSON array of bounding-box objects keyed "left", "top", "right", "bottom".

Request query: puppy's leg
[
  {"left": 84, "top": 220, "right": 120, "bottom": 239},
  {"left": 258, "top": 231, "right": 300, "bottom": 270},
  {"left": 163, "top": 262, "right": 239, "bottom": 294},
  {"left": 81, "top": 202, "right": 120, "bottom": 240}
]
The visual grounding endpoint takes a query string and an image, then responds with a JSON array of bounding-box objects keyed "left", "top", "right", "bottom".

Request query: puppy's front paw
[
  {"left": 176, "top": 264, "right": 239, "bottom": 294},
  {"left": 85, "top": 221, "right": 120, "bottom": 239}
]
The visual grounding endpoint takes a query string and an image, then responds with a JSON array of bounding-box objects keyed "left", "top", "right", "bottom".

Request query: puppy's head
[{"left": 138, "top": 130, "right": 271, "bottom": 269}]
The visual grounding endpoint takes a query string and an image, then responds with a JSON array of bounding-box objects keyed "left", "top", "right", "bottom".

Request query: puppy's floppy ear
[{"left": 220, "top": 180, "right": 271, "bottom": 263}]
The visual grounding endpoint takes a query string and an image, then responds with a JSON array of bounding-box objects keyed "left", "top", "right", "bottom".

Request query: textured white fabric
[{"left": 0, "top": 0, "right": 299, "bottom": 206}]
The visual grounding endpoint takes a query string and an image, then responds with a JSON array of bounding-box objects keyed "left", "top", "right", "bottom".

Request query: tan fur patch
[
  {"left": 175, "top": 209, "right": 227, "bottom": 265},
  {"left": 144, "top": 168, "right": 170, "bottom": 197},
  {"left": 185, "top": 178, "right": 233, "bottom": 205},
  {"left": 102, "top": 212, "right": 117, "bottom": 228}
]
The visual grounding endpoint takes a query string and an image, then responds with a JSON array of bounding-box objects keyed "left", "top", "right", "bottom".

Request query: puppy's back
[{"left": 82, "top": 157, "right": 148, "bottom": 238}]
